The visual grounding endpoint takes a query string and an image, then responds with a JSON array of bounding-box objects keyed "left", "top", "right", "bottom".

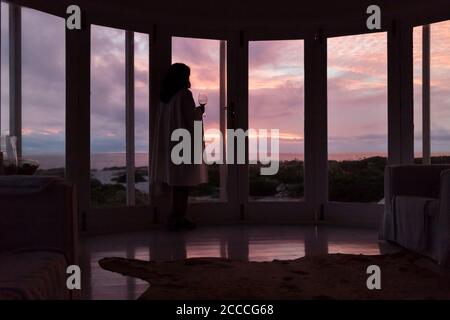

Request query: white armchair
[{"left": 381, "top": 165, "right": 450, "bottom": 265}]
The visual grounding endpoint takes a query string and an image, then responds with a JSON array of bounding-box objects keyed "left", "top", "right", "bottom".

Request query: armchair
[
  {"left": 381, "top": 165, "right": 450, "bottom": 265},
  {"left": 0, "top": 176, "right": 78, "bottom": 299}
]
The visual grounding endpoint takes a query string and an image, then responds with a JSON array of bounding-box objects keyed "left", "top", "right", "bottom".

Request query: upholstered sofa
[
  {"left": 0, "top": 176, "right": 78, "bottom": 299},
  {"left": 380, "top": 165, "right": 450, "bottom": 266}
]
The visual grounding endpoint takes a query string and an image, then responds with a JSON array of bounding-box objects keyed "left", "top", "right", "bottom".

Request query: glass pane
[
  {"left": 430, "top": 21, "right": 450, "bottom": 163},
  {"left": 91, "top": 25, "right": 126, "bottom": 207},
  {"left": 413, "top": 26, "right": 423, "bottom": 161},
  {"left": 248, "top": 40, "right": 305, "bottom": 201},
  {"left": 328, "top": 33, "right": 387, "bottom": 203},
  {"left": 22, "top": 8, "right": 65, "bottom": 176},
  {"left": 172, "top": 37, "right": 227, "bottom": 202},
  {"left": 134, "top": 32, "right": 150, "bottom": 205},
  {"left": 1, "top": 2, "right": 9, "bottom": 136}
]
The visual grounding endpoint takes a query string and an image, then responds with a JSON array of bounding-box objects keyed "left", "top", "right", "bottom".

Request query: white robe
[{"left": 150, "top": 89, "right": 208, "bottom": 191}]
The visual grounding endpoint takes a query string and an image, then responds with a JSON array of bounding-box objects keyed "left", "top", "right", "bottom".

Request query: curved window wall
[{"left": 4, "top": 1, "right": 450, "bottom": 227}]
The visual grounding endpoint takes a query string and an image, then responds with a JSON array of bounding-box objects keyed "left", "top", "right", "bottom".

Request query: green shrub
[{"left": 90, "top": 179, "right": 126, "bottom": 206}]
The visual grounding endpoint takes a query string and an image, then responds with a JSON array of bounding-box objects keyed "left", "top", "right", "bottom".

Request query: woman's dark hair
[{"left": 160, "top": 63, "right": 191, "bottom": 103}]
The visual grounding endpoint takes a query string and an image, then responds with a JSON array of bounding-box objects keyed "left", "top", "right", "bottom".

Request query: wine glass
[
  {"left": 198, "top": 93, "right": 208, "bottom": 106},
  {"left": 198, "top": 93, "right": 208, "bottom": 117}
]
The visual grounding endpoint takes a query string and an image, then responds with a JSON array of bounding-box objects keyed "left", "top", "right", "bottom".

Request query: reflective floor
[{"left": 79, "top": 225, "right": 399, "bottom": 300}]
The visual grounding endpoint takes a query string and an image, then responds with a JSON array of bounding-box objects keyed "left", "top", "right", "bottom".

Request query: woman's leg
[{"left": 168, "top": 186, "right": 196, "bottom": 230}]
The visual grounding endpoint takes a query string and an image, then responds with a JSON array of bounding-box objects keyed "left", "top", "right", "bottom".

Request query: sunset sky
[{"left": 1, "top": 4, "right": 449, "bottom": 160}]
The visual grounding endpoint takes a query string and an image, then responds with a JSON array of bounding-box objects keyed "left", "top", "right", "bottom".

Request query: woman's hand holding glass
[{"left": 198, "top": 93, "right": 208, "bottom": 115}]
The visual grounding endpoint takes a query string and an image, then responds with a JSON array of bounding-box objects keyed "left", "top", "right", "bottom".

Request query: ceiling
[{"left": 9, "top": 0, "right": 450, "bottom": 34}]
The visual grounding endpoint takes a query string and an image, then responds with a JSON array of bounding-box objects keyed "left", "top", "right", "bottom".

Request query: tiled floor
[{"left": 79, "top": 224, "right": 399, "bottom": 300}]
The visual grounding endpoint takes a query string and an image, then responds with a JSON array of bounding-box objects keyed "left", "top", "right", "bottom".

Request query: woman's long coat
[{"left": 150, "top": 88, "right": 208, "bottom": 190}]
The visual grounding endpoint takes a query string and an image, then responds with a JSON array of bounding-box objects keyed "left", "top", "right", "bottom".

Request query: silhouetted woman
[{"left": 151, "top": 63, "right": 207, "bottom": 231}]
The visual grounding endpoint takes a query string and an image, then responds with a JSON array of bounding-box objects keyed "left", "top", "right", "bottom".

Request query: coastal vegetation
[{"left": 36, "top": 156, "right": 450, "bottom": 206}]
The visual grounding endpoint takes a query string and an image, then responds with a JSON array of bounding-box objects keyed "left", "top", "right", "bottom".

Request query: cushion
[{"left": 0, "top": 250, "right": 69, "bottom": 300}]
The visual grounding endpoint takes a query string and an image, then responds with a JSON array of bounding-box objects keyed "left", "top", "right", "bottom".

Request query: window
[
  {"left": 134, "top": 32, "right": 150, "bottom": 204},
  {"left": 248, "top": 40, "right": 305, "bottom": 201},
  {"left": 1, "top": 2, "right": 9, "bottom": 136},
  {"left": 413, "top": 26, "right": 423, "bottom": 161},
  {"left": 430, "top": 21, "right": 450, "bottom": 163},
  {"left": 328, "top": 33, "right": 387, "bottom": 203},
  {"left": 90, "top": 26, "right": 150, "bottom": 207},
  {"left": 22, "top": 8, "right": 65, "bottom": 175},
  {"left": 172, "top": 36, "right": 228, "bottom": 201},
  {"left": 415, "top": 22, "right": 450, "bottom": 164},
  {"left": 90, "top": 25, "right": 127, "bottom": 207}
]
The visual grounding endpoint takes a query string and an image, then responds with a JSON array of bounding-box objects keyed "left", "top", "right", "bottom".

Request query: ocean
[
  {"left": 28, "top": 152, "right": 394, "bottom": 170},
  {"left": 27, "top": 152, "right": 450, "bottom": 171}
]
